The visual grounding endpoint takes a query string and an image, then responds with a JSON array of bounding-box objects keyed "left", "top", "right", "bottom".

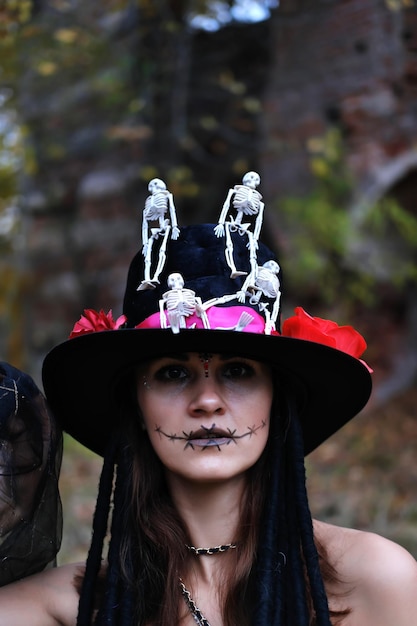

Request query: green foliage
[
  {"left": 365, "top": 196, "right": 417, "bottom": 246},
  {"left": 363, "top": 196, "right": 417, "bottom": 285},
  {"left": 0, "top": 11, "right": 25, "bottom": 364},
  {"left": 280, "top": 195, "right": 352, "bottom": 303},
  {"left": 278, "top": 128, "right": 356, "bottom": 304},
  {"left": 0, "top": 111, "right": 21, "bottom": 252},
  {"left": 307, "top": 127, "right": 352, "bottom": 204},
  {"left": 277, "top": 128, "right": 417, "bottom": 307},
  {"left": 0, "top": 0, "right": 33, "bottom": 40}
]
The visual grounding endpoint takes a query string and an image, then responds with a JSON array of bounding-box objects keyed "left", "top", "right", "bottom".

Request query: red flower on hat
[
  {"left": 69, "top": 309, "right": 127, "bottom": 338},
  {"left": 282, "top": 307, "right": 372, "bottom": 372}
]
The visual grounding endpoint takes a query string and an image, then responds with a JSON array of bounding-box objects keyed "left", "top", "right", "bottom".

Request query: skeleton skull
[
  {"left": 167, "top": 273, "right": 185, "bottom": 290},
  {"left": 263, "top": 260, "right": 280, "bottom": 275},
  {"left": 148, "top": 178, "right": 167, "bottom": 194},
  {"left": 242, "top": 171, "right": 260, "bottom": 189}
]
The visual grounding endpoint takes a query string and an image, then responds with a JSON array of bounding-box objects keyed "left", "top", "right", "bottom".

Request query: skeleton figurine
[
  {"left": 238, "top": 260, "right": 281, "bottom": 335},
  {"left": 214, "top": 310, "right": 255, "bottom": 332},
  {"left": 199, "top": 294, "right": 255, "bottom": 332},
  {"left": 159, "top": 273, "right": 209, "bottom": 334},
  {"left": 214, "top": 171, "right": 264, "bottom": 279},
  {"left": 138, "top": 178, "right": 180, "bottom": 291}
]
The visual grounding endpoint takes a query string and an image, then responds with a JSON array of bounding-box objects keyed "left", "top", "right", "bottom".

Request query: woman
[{"left": 0, "top": 214, "right": 416, "bottom": 625}]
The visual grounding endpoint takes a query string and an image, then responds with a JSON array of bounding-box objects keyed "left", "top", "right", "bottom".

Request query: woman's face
[{"left": 136, "top": 352, "right": 273, "bottom": 485}]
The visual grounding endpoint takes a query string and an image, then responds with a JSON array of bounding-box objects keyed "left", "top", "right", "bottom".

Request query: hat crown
[
  {"left": 123, "top": 223, "right": 282, "bottom": 334},
  {"left": 127, "top": 172, "right": 283, "bottom": 335}
]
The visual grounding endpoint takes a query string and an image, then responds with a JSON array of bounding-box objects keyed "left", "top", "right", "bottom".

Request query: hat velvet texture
[{"left": 42, "top": 220, "right": 371, "bottom": 457}]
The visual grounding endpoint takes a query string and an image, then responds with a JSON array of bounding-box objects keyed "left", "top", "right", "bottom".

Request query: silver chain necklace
[
  {"left": 181, "top": 541, "right": 237, "bottom": 623},
  {"left": 186, "top": 542, "right": 237, "bottom": 556},
  {"left": 179, "top": 579, "right": 211, "bottom": 626}
]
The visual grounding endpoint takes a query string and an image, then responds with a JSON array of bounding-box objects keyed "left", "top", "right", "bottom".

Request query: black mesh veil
[{"left": 0, "top": 362, "right": 63, "bottom": 585}]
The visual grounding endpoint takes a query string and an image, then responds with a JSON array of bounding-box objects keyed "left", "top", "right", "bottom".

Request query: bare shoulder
[
  {"left": 0, "top": 562, "right": 81, "bottom": 626},
  {"left": 314, "top": 519, "right": 417, "bottom": 580},
  {"left": 314, "top": 519, "right": 417, "bottom": 626}
]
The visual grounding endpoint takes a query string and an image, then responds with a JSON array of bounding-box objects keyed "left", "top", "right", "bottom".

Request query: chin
[{"left": 170, "top": 461, "right": 255, "bottom": 484}]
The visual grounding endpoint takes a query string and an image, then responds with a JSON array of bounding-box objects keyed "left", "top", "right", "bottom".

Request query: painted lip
[
  {"left": 187, "top": 426, "right": 235, "bottom": 448},
  {"left": 190, "top": 437, "right": 232, "bottom": 447}
]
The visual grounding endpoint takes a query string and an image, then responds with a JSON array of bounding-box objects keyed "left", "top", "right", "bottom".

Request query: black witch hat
[{"left": 42, "top": 175, "right": 371, "bottom": 456}]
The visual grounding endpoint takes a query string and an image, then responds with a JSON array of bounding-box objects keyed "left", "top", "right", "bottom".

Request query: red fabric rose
[
  {"left": 69, "top": 309, "right": 127, "bottom": 338},
  {"left": 282, "top": 307, "right": 372, "bottom": 372}
]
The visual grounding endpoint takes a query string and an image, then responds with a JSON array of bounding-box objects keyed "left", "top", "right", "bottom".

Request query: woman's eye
[
  {"left": 155, "top": 365, "right": 188, "bottom": 381},
  {"left": 223, "top": 362, "right": 254, "bottom": 379}
]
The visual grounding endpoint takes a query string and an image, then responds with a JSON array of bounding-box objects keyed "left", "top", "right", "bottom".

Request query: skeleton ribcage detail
[
  {"left": 144, "top": 193, "right": 168, "bottom": 221},
  {"left": 232, "top": 187, "right": 262, "bottom": 215},
  {"left": 165, "top": 290, "right": 196, "bottom": 317}
]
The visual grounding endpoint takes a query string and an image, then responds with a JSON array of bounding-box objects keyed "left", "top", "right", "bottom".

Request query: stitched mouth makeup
[
  {"left": 155, "top": 421, "right": 266, "bottom": 451},
  {"left": 187, "top": 426, "right": 234, "bottom": 449}
]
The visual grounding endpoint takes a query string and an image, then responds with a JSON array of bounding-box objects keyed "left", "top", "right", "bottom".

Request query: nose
[{"left": 187, "top": 377, "right": 226, "bottom": 418}]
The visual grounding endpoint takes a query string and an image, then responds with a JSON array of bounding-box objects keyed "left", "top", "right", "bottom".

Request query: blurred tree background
[{"left": 0, "top": 0, "right": 417, "bottom": 562}]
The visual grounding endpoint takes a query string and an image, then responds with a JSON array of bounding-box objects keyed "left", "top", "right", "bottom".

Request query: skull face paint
[{"left": 135, "top": 353, "right": 273, "bottom": 485}]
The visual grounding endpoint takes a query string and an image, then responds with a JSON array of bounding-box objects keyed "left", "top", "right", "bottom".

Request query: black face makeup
[{"left": 154, "top": 420, "right": 267, "bottom": 452}]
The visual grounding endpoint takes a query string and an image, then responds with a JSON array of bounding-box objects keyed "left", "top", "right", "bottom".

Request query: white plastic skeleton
[
  {"left": 138, "top": 178, "right": 180, "bottom": 291},
  {"left": 159, "top": 273, "right": 209, "bottom": 334},
  {"left": 199, "top": 294, "right": 255, "bottom": 331},
  {"left": 214, "top": 310, "right": 255, "bottom": 332},
  {"left": 238, "top": 260, "right": 281, "bottom": 334},
  {"left": 214, "top": 171, "right": 264, "bottom": 279}
]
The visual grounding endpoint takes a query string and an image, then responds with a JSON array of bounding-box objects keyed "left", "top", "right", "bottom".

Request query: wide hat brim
[{"left": 42, "top": 327, "right": 371, "bottom": 457}]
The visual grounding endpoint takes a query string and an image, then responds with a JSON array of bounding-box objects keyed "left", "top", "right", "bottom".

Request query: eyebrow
[{"left": 160, "top": 353, "right": 190, "bottom": 361}]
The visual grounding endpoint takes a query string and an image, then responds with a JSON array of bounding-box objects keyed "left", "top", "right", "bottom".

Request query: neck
[{"left": 166, "top": 473, "right": 245, "bottom": 553}]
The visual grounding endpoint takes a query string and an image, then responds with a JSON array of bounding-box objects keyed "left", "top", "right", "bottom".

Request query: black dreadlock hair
[
  {"left": 76, "top": 436, "right": 116, "bottom": 626},
  {"left": 251, "top": 392, "right": 332, "bottom": 626},
  {"left": 77, "top": 393, "right": 333, "bottom": 626},
  {"left": 94, "top": 444, "right": 134, "bottom": 626}
]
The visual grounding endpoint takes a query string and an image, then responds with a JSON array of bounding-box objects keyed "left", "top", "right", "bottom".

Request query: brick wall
[{"left": 261, "top": 0, "right": 417, "bottom": 198}]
